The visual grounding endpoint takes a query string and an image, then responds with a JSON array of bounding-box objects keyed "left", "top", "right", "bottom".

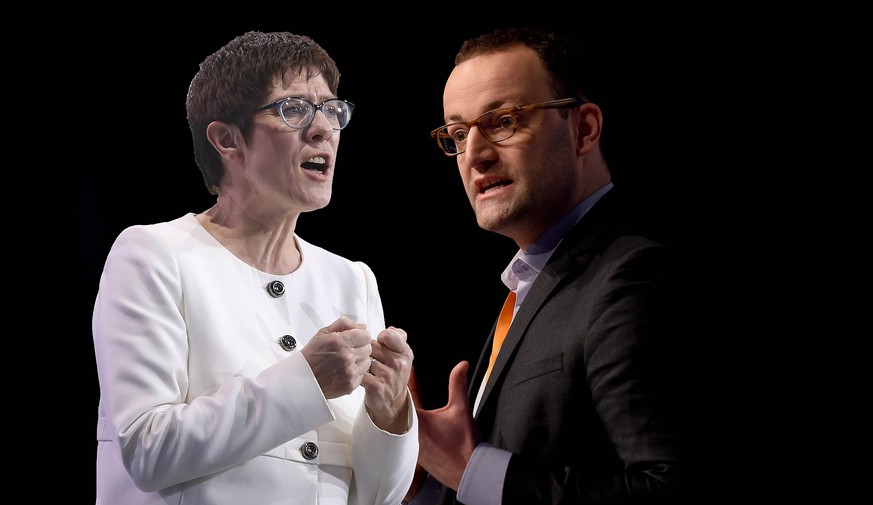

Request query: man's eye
[{"left": 495, "top": 114, "right": 515, "bottom": 129}]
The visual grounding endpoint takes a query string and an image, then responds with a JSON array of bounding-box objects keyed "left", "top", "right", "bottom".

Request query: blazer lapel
[{"left": 473, "top": 189, "right": 625, "bottom": 413}]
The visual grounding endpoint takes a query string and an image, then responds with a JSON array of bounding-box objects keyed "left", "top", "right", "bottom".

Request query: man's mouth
[{"left": 480, "top": 180, "right": 510, "bottom": 193}]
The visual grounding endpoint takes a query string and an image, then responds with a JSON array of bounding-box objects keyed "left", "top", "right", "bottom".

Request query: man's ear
[
  {"left": 574, "top": 102, "right": 603, "bottom": 156},
  {"left": 206, "top": 120, "right": 245, "bottom": 162}
]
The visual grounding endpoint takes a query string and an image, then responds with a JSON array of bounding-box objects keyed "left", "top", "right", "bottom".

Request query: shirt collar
[{"left": 501, "top": 182, "right": 613, "bottom": 295}]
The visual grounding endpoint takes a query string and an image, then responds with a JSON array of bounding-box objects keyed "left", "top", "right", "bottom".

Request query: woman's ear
[
  {"left": 206, "top": 120, "right": 245, "bottom": 162},
  {"left": 574, "top": 102, "right": 603, "bottom": 156}
]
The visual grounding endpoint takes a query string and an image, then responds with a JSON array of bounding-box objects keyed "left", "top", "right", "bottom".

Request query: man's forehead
[{"left": 443, "top": 51, "right": 546, "bottom": 122}]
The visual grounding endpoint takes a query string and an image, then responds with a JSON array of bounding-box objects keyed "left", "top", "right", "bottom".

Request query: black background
[{"left": 46, "top": 3, "right": 810, "bottom": 501}]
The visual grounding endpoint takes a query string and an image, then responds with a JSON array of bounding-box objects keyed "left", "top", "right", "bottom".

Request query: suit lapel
[{"left": 473, "top": 189, "right": 625, "bottom": 414}]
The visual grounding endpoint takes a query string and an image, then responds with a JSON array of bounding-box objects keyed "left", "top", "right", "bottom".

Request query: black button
[
  {"left": 279, "top": 335, "right": 297, "bottom": 352},
  {"left": 301, "top": 441, "right": 319, "bottom": 460},
  {"left": 267, "top": 280, "right": 285, "bottom": 298}
]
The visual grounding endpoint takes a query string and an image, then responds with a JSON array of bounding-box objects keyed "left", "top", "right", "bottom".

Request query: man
[{"left": 405, "top": 27, "right": 689, "bottom": 504}]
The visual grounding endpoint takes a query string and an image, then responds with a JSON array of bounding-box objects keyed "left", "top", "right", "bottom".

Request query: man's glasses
[
  {"left": 254, "top": 97, "right": 355, "bottom": 130},
  {"left": 430, "top": 98, "right": 583, "bottom": 156}
]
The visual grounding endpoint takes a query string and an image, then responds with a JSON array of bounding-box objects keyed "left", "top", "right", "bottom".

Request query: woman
[{"left": 94, "top": 31, "right": 417, "bottom": 505}]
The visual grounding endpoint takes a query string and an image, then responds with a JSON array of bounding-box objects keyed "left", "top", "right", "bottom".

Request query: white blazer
[{"left": 94, "top": 214, "right": 418, "bottom": 505}]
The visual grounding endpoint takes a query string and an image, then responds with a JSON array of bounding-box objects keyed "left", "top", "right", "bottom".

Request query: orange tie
[{"left": 485, "top": 290, "right": 516, "bottom": 381}]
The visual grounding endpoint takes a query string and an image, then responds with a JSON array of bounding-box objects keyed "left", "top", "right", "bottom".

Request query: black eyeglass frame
[
  {"left": 430, "top": 97, "right": 584, "bottom": 156},
  {"left": 254, "top": 97, "right": 356, "bottom": 130}
]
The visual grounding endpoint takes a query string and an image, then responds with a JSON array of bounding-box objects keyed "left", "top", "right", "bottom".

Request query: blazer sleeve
[{"left": 94, "top": 225, "right": 335, "bottom": 491}]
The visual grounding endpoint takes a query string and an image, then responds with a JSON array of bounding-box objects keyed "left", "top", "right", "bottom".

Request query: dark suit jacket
[{"left": 438, "top": 189, "right": 691, "bottom": 504}]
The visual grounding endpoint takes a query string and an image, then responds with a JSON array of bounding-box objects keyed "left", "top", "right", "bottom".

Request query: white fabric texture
[{"left": 94, "top": 213, "right": 417, "bottom": 505}]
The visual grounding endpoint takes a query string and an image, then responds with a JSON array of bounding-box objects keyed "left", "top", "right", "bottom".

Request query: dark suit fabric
[{"left": 439, "top": 190, "right": 692, "bottom": 504}]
